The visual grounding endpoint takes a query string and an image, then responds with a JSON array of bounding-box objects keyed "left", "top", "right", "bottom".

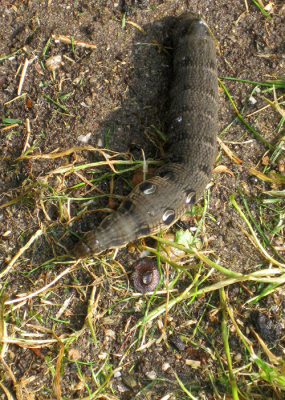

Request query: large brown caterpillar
[{"left": 74, "top": 12, "right": 218, "bottom": 259}]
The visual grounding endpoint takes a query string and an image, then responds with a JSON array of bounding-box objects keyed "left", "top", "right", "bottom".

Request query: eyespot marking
[
  {"left": 158, "top": 170, "right": 173, "bottom": 181},
  {"left": 139, "top": 181, "right": 157, "bottom": 195},
  {"left": 142, "top": 270, "right": 153, "bottom": 285},
  {"left": 186, "top": 191, "right": 196, "bottom": 205},
  {"left": 162, "top": 209, "right": 175, "bottom": 225}
]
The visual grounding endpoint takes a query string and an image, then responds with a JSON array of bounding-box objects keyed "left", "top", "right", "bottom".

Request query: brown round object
[{"left": 132, "top": 258, "right": 160, "bottom": 293}]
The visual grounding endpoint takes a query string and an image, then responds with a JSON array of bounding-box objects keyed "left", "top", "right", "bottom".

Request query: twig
[
  {"left": 5, "top": 264, "right": 77, "bottom": 305},
  {"left": 1, "top": 123, "right": 19, "bottom": 131},
  {"left": 51, "top": 34, "right": 97, "bottom": 49},
  {"left": 17, "top": 58, "right": 29, "bottom": 96},
  {"left": 17, "top": 57, "right": 37, "bottom": 96},
  {"left": 21, "top": 118, "right": 31, "bottom": 156}
]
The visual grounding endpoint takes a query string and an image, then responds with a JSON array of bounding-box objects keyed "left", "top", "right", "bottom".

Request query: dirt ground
[{"left": 1, "top": 0, "right": 285, "bottom": 399}]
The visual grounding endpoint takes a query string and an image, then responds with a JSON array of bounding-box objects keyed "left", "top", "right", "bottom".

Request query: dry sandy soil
[{"left": 0, "top": 1, "right": 285, "bottom": 399}]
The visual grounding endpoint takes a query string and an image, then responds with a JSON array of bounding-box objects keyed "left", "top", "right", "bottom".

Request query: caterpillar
[{"left": 74, "top": 12, "right": 218, "bottom": 259}]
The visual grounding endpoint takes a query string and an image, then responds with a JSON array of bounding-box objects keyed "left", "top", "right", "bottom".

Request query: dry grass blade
[
  {"left": 0, "top": 229, "right": 43, "bottom": 279},
  {"left": 0, "top": 295, "right": 8, "bottom": 359},
  {"left": 230, "top": 194, "right": 285, "bottom": 268},
  {"left": 20, "top": 118, "right": 31, "bottom": 156},
  {"left": 4, "top": 265, "right": 77, "bottom": 305},
  {"left": 1, "top": 337, "right": 60, "bottom": 348},
  {"left": 86, "top": 285, "right": 100, "bottom": 343},
  {"left": 0, "top": 382, "right": 14, "bottom": 400},
  {"left": 248, "top": 166, "right": 284, "bottom": 183},
  {"left": 53, "top": 331, "right": 64, "bottom": 400},
  {"left": 220, "top": 288, "right": 239, "bottom": 400},
  {"left": 263, "top": 87, "right": 285, "bottom": 119},
  {"left": 126, "top": 20, "right": 146, "bottom": 34},
  {"left": 15, "top": 145, "right": 115, "bottom": 161},
  {"left": 217, "top": 137, "right": 243, "bottom": 164},
  {"left": 249, "top": 326, "right": 281, "bottom": 365}
]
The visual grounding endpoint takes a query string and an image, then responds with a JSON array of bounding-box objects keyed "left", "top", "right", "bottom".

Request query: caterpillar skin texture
[{"left": 74, "top": 12, "right": 218, "bottom": 259}]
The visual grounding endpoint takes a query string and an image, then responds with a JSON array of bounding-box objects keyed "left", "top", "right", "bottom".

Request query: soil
[{"left": 0, "top": 1, "right": 285, "bottom": 399}]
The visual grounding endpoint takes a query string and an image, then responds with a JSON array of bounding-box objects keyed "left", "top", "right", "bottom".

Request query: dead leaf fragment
[
  {"left": 185, "top": 359, "right": 201, "bottom": 368},
  {"left": 126, "top": 20, "right": 146, "bottom": 34},
  {"left": 248, "top": 167, "right": 285, "bottom": 184},
  {"left": 217, "top": 137, "right": 243, "bottom": 164},
  {"left": 262, "top": 155, "right": 270, "bottom": 166},
  {"left": 213, "top": 165, "right": 234, "bottom": 176}
]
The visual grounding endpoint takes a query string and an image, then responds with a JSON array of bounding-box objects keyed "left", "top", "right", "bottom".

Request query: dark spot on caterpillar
[
  {"left": 165, "top": 153, "right": 185, "bottom": 164},
  {"left": 208, "top": 87, "right": 217, "bottom": 99},
  {"left": 185, "top": 191, "right": 196, "bottom": 205},
  {"left": 120, "top": 199, "right": 133, "bottom": 212},
  {"left": 210, "top": 59, "right": 216, "bottom": 71},
  {"left": 201, "top": 164, "right": 211, "bottom": 176},
  {"left": 206, "top": 134, "right": 216, "bottom": 148},
  {"left": 139, "top": 224, "right": 150, "bottom": 236},
  {"left": 162, "top": 209, "right": 175, "bottom": 225},
  {"left": 139, "top": 181, "right": 157, "bottom": 195},
  {"left": 132, "top": 258, "right": 160, "bottom": 293}
]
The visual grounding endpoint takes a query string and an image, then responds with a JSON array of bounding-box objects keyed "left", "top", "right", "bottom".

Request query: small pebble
[
  {"left": 162, "top": 362, "right": 171, "bottom": 372},
  {"left": 145, "top": 370, "right": 157, "bottom": 380},
  {"left": 273, "top": 237, "right": 284, "bottom": 246},
  {"left": 2, "top": 230, "right": 12, "bottom": 239},
  {"left": 77, "top": 132, "right": 92, "bottom": 143},
  {"left": 66, "top": 348, "right": 81, "bottom": 360},
  {"left": 85, "top": 96, "right": 92, "bottom": 106},
  {"left": 45, "top": 55, "right": 62, "bottom": 71},
  {"left": 249, "top": 96, "right": 257, "bottom": 104},
  {"left": 97, "top": 137, "right": 103, "bottom": 147},
  {"left": 104, "top": 329, "right": 116, "bottom": 339}
]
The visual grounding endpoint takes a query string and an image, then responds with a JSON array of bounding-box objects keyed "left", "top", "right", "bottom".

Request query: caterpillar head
[{"left": 73, "top": 231, "right": 104, "bottom": 259}]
